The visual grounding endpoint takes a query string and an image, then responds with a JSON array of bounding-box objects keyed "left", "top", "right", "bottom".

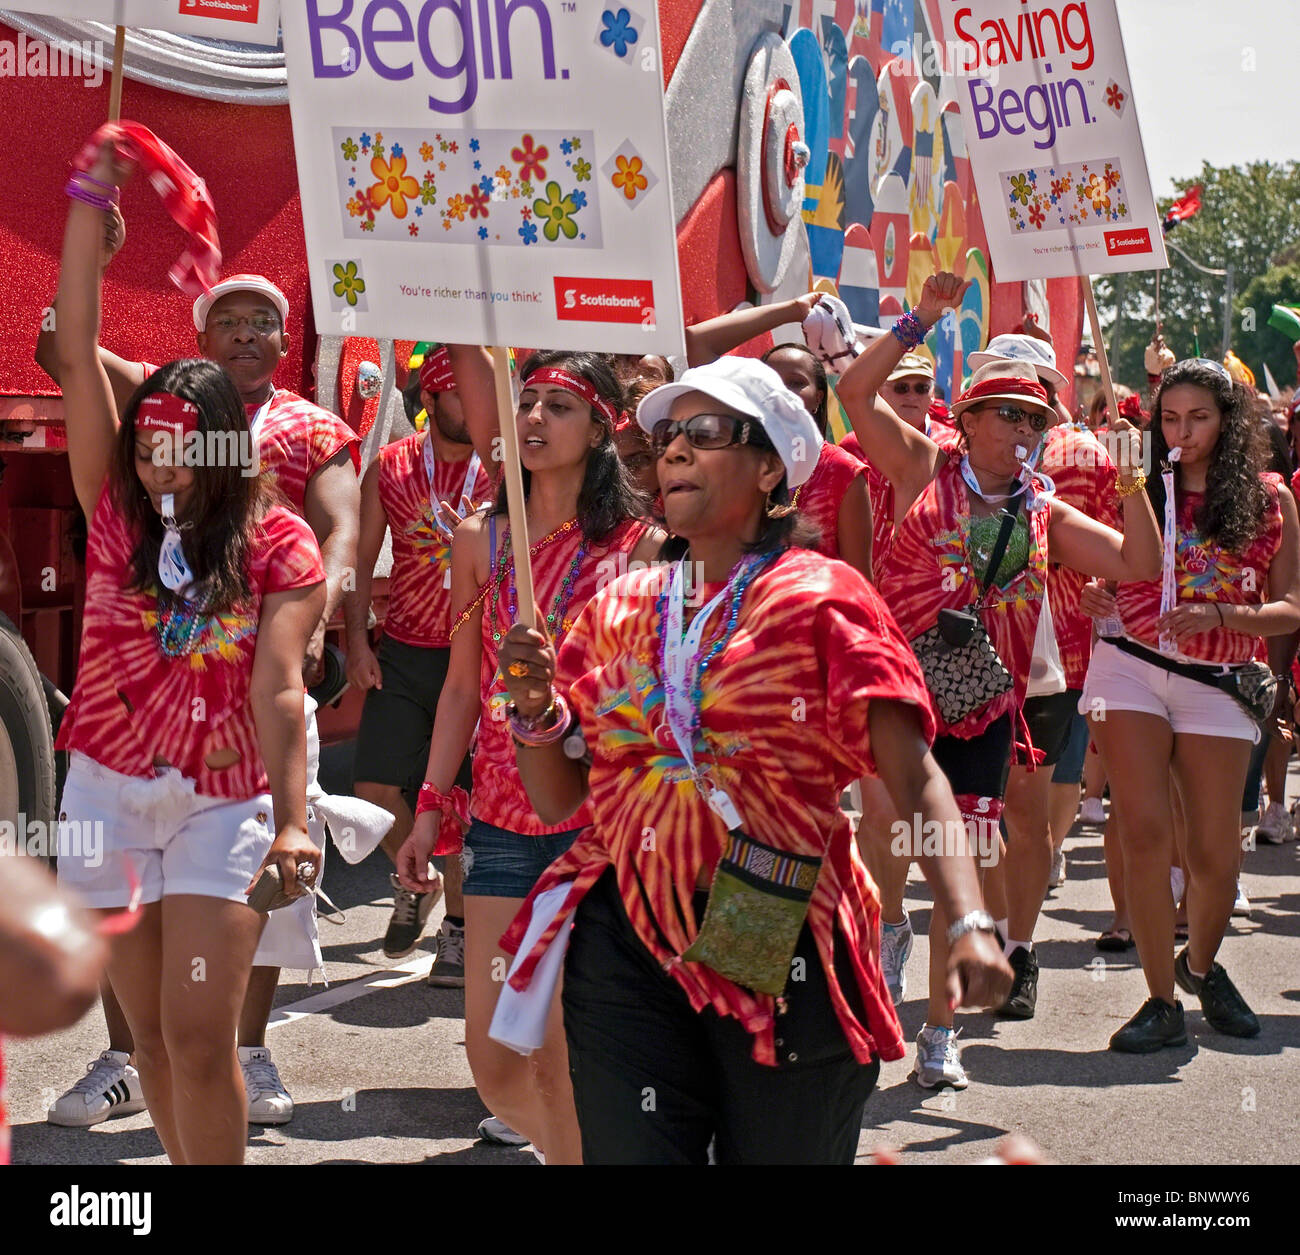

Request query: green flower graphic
[
  {"left": 1009, "top": 173, "right": 1032, "bottom": 205},
  {"left": 573, "top": 157, "right": 592, "bottom": 182},
  {"left": 533, "top": 182, "right": 579, "bottom": 241},
  {"left": 332, "top": 261, "right": 366, "bottom": 306},
  {"left": 341, "top": 137, "right": 358, "bottom": 161}
]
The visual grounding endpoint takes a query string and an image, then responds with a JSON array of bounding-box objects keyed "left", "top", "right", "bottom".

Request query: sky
[{"left": 1117, "top": 0, "right": 1298, "bottom": 196}]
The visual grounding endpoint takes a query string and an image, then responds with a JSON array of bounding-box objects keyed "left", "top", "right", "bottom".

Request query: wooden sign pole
[
  {"left": 108, "top": 26, "right": 126, "bottom": 121},
  {"left": 490, "top": 346, "right": 536, "bottom": 631}
]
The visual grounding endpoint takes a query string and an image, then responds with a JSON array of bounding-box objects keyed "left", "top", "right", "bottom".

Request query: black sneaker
[
  {"left": 1174, "top": 949, "right": 1260, "bottom": 1038},
  {"left": 997, "top": 946, "right": 1039, "bottom": 1019},
  {"left": 1109, "top": 997, "right": 1187, "bottom": 1053},
  {"left": 383, "top": 872, "right": 441, "bottom": 959}
]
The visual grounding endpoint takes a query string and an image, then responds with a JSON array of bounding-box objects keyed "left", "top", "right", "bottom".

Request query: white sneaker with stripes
[{"left": 47, "top": 1050, "right": 147, "bottom": 1127}]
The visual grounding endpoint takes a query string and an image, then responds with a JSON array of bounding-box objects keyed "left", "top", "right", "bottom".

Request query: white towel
[
  {"left": 488, "top": 882, "right": 575, "bottom": 1056},
  {"left": 803, "top": 294, "right": 860, "bottom": 370}
]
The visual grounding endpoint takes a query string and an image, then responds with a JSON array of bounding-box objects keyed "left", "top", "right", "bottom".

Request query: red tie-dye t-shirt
[
  {"left": 56, "top": 490, "right": 325, "bottom": 798},
  {"left": 472, "top": 516, "right": 648, "bottom": 835},
  {"left": 1116, "top": 472, "right": 1284, "bottom": 665},
  {"left": 1041, "top": 425, "right": 1120, "bottom": 689},
  {"left": 378, "top": 433, "right": 493, "bottom": 648},
  {"left": 498, "top": 548, "right": 935, "bottom": 1066},
  {"left": 790, "top": 439, "right": 868, "bottom": 559}
]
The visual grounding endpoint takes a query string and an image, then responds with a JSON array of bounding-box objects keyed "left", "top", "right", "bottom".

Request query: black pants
[{"left": 562, "top": 869, "right": 881, "bottom": 1165}]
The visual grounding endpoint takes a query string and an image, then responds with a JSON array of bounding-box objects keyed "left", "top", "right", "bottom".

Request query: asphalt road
[{"left": 7, "top": 797, "right": 1299, "bottom": 1166}]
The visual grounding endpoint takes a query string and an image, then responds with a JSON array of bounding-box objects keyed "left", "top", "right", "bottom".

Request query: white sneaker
[
  {"left": 1048, "top": 846, "right": 1067, "bottom": 889},
  {"left": 239, "top": 1046, "right": 294, "bottom": 1125},
  {"left": 1256, "top": 801, "right": 1295, "bottom": 845},
  {"left": 913, "top": 1025, "right": 968, "bottom": 1090},
  {"left": 1232, "top": 882, "right": 1251, "bottom": 918},
  {"left": 1079, "top": 796, "right": 1106, "bottom": 825},
  {"left": 477, "top": 1115, "right": 529, "bottom": 1146},
  {"left": 879, "top": 911, "right": 914, "bottom": 1006},
  {"left": 46, "top": 1050, "right": 147, "bottom": 1127}
]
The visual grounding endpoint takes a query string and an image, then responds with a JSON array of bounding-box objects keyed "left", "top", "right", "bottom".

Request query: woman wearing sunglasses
[
  {"left": 837, "top": 283, "right": 1162, "bottom": 1089},
  {"left": 51, "top": 142, "right": 326, "bottom": 1163},
  {"left": 1080, "top": 359, "right": 1300, "bottom": 1052},
  {"left": 492, "top": 355, "right": 1012, "bottom": 1163},
  {"left": 395, "top": 347, "right": 662, "bottom": 1163}
]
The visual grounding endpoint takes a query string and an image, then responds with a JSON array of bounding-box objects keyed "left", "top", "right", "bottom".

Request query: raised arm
[
  {"left": 446, "top": 344, "right": 506, "bottom": 470},
  {"left": 53, "top": 143, "right": 134, "bottom": 519},
  {"left": 684, "top": 293, "right": 822, "bottom": 367}
]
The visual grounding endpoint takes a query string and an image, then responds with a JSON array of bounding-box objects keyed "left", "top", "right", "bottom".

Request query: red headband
[
  {"left": 958, "top": 375, "right": 1050, "bottom": 407},
  {"left": 418, "top": 346, "right": 456, "bottom": 395},
  {"left": 72, "top": 121, "right": 221, "bottom": 297},
  {"left": 522, "top": 367, "right": 619, "bottom": 429},
  {"left": 136, "top": 391, "right": 200, "bottom": 438}
]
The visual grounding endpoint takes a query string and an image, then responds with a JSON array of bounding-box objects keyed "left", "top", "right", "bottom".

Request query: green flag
[{"left": 1268, "top": 305, "right": 1300, "bottom": 343}]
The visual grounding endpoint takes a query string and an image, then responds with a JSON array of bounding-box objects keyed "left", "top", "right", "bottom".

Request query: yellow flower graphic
[
  {"left": 332, "top": 261, "right": 365, "bottom": 306},
  {"left": 533, "top": 182, "right": 579, "bottom": 241},
  {"left": 369, "top": 153, "right": 420, "bottom": 220},
  {"left": 612, "top": 154, "right": 648, "bottom": 201}
]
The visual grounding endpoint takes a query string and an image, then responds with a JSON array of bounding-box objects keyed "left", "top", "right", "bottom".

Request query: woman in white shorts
[
  {"left": 1082, "top": 359, "right": 1300, "bottom": 1054},
  {"left": 52, "top": 140, "right": 326, "bottom": 1163}
]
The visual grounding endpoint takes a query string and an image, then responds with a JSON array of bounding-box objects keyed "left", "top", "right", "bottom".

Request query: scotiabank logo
[
  {"left": 554, "top": 277, "right": 655, "bottom": 326},
  {"left": 1105, "top": 227, "right": 1152, "bottom": 257},
  {"left": 179, "top": 0, "right": 260, "bottom": 23}
]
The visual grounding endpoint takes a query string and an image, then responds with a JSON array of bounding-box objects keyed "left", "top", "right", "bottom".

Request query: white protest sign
[
  {"left": 9, "top": 1, "right": 281, "bottom": 46},
  {"left": 280, "top": 0, "right": 684, "bottom": 356},
  {"left": 938, "top": 0, "right": 1167, "bottom": 281}
]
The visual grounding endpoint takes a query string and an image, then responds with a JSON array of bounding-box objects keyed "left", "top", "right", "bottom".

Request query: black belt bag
[{"left": 1111, "top": 636, "right": 1276, "bottom": 729}]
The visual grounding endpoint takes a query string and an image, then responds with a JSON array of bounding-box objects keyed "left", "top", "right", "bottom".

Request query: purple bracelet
[
  {"left": 890, "top": 309, "right": 927, "bottom": 351},
  {"left": 64, "top": 180, "right": 117, "bottom": 212},
  {"left": 70, "top": 169, "right": 120, "bottom": 197},
  {"left": 508, "top": 692, "right": 572, "bottom": 747}
]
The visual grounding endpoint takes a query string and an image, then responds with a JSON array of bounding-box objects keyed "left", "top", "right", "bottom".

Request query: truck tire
[{"left": 0, "top": 613, "right": 56, "bottom": 833}]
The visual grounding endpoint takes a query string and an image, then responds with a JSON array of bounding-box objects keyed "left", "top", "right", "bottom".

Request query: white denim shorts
[
  {"left": 1080, "top": 639, "right": 1259, "bottom": 744},
  {"left": 57, "top": 752, "right": 275, "bottom": 908}
]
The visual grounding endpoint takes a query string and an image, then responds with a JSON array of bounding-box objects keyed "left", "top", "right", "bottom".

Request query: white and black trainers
[
  {"left": 239, "top": 1046, "right": 294, "bottom": 1126},
  {"left": 47, "top": 1051, "right": 147, "bottom": 1127}
]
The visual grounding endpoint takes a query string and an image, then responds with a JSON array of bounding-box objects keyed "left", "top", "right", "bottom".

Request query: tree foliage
[{"left": 1093, "top": 162, "right": 1300, "bottom": 391}]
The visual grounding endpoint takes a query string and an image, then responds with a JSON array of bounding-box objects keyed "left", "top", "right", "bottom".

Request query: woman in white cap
[
  {"left": 490, "top": 356, "right": 1013, "bottom": 1164},
  {"left": 1080, "top": 359, "right": 1300, "bottom": 1052},
  {"left": 50, "top": 142, "right": 326, "bottom": 1163},
  {"left": 838, "top": 287, "right": 1161, "bottom": 1089},
  {"left": 395, "top": 347, "right": 662, "bottom": 1163}
]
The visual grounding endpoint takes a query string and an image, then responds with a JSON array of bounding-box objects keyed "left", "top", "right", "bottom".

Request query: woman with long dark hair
[
  {"left": 493, "top": 355, "right": 1012, "bottom": 1163},
  {"left": 1082, "top": 359, "right": 1300, "bottom": 1051},
  {"left": 396, "top": 346, "right": 662, "bottom": 1162},
  {"left": 51, "top": 143, "right": 326, "bottom": 1163}
]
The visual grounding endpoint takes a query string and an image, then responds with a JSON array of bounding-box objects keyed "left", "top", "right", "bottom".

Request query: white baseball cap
[
  {"left": 193, "top": 274, "right": 289, "bottom": 333},
  {"left": 636, "top": 356, "right": 824, "bottom": 489},
  {"left": 969, "top": 334, "right": 1068, "bottom": 394}
]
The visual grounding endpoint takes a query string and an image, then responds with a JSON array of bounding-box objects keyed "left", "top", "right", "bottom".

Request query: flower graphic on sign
[
  {"left": 519, "top": 220, "right": 538, "bottom": 245},
  {"left": 341, "top": 137, "right": 358, "bottom": 161},
  {"left": 1105, "top": 81, "right": 1127, "bottom": 115},
  {"left": 511, "top": 134, "right": 548, "bottom": 183},
  {"left": 332, "top": 261, "right": 365, "bottom": 306},
  {"left": 1028, "top": 203, "right": 1045, "bottom": 229},
  {"left": 466, "top": 185, "right": 490, "bottom": 218},
  {"left": 420, "top": 178, "right": 437, "bottom": 206},
  {"left": 1083, "top": 174, "right": 1111, "bottom": 213},
  {"left": 447, "top": 194, "right": 468, "bottom": 222},
  {"left": 612, "top": 154, "right": 648, "bottom": 200},
  {"left": 1009, "top": 173, "right": 1032, "bottom": 206},
  {"left": 599, "top": 7, "right": 638, "bottom": 57},
  {"left": 573, "top": 157, "right": 592, "bottom": 182},
  {"left": 534, "top": 182, "right": 579, "bottom": 240},
  {"left": 369, "top": 153, "right": 420, "bottom": 219}
]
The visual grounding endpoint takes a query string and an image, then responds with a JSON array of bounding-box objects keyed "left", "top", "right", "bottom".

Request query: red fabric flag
[
  {"left": 1162, "top": 185, "right": 1202, "bottom": 233},
  {"left": 71, "top": 121, "right": 221, "bottom": 297}
]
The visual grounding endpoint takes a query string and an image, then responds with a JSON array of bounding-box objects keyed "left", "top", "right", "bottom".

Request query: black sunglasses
[
  {"left": 976, "top": 403, "right": 1049, "bottom": 433},
  {"left": 890, "top": 380, "right": 933, "bottom": 396},
  {"left": 650, "top": 413, "right": 764, "bottom": 455}
]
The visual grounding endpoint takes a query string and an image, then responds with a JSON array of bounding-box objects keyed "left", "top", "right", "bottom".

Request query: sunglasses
[
  {"left": 890, "top": 380, "right": 933, "bottom": 396},
  {"left": 976, "top": 403, "right": 1049, "bottom": 433},
  {"left": 208, "top": 313, "right": 280, "bottom": 335},
  {"left": 650, "top": 413, "right": 764, "bottom": 455}
]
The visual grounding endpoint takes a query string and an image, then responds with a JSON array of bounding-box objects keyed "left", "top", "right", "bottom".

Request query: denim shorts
[
  {"left": 1051, "top": 710, "right": 1090, "bottom": 785},
  {"left": 461, "top": 819, "right": 582, "bottom": 899}
]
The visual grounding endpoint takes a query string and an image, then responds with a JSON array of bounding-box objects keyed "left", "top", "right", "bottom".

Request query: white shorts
[
  {"left": 58, "top": 752, "right": 275, "bottom": 908},
  {"left": 1080, "top": 639, "right": 1259, "bottom": 744}
]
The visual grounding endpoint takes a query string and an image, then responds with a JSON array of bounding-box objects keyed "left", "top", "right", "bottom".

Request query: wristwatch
[{"left": 946, "top": 910, "right": 998, "bottom": 946}]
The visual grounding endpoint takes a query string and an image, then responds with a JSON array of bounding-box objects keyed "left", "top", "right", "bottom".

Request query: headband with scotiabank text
[
  {"left": 522, "top": 367, "right": 619, "bottom": 430},
  {"left": 418, "top": 346, "right": 456, "bottom": 395},
  {"left": 136, "top": 391, "right": 201, "bottom": 438}
]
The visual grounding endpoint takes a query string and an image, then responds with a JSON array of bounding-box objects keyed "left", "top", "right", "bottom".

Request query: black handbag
[{"left": 910, "top": 495, "right": 1022, "bottom": 726}]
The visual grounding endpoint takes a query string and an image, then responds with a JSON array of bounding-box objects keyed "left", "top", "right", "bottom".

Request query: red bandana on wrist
[
  {"left": 523, "top": 367, "right": 619, "bottom": 429},
  {"left": 72, "top": 121, "right": 220, "bottom": 297},
  {"left": 418, "top": 346, "right": 456, "bottom": 395},
  {"left": 136, "top": 391, "right": 201, "bottom": 438},
  {"left": 957, "top": 376, "right": 1050, "bottom": 406}
]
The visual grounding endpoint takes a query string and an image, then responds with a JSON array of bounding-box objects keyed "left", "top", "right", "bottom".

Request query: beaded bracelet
[
  {"left": 65, "top": 179, "right": 117, "bottom": 212},
  {"left": 70, "top": 169, "right": 120, "bottom": 197},
  {"left": 508, "top": 691, "right": 572, "bottom": 747},
  {"left": 890, "top": 309, "right": 927, "bottom": 351}
]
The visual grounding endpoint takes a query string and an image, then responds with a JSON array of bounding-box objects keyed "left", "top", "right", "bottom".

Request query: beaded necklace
[
  {"left": 154, "top": 589, "right": 213, "bottom": 658},
  {"left": 656, "top": 550, "right": 777, "bottom": 766},
  {"left": 488, "top": 517, "right": 585, "bottom": 645}
]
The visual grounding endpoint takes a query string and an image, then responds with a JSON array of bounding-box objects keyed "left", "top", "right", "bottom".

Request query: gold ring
[{"left": 507, "top": 660, "right": 529, "bottom": 678}]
